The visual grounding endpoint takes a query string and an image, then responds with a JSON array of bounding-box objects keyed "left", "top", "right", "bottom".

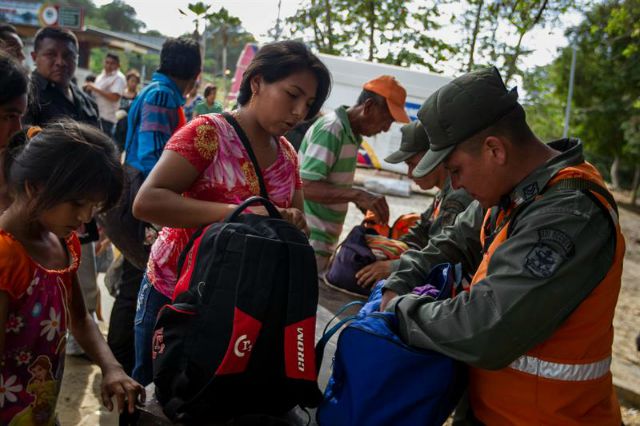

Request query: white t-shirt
[{"left": 95, "top": 69, "right": 126, "bottom": 123}]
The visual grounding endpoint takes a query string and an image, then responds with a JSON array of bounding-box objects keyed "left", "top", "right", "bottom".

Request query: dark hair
[
  {"left": 106, "top": 52, "right": 120, "bottom": 64},
  {"left": 34, "top": 27, "right": 78, "bottom": 52},
  {"left": 0, "top": 24, "right": 23, "bottom": 60},
  {"left": 461, "top": 104, "right": 534, "bottom": 153},
  {"left": 85, "top": 74, "right": 96, "bottom": 83},
  {"left": 237, "top": 41, "right": 331, "bottom": 119},
  {"left": 0, "top": 52, "right": 29, "bottom": 105},
  {"left": 159, "top": 36, "right": 201, "bottom": 80},
  {"left": 126, "top": 69, "right": 140, "bottom": 82},
  {"left": 0, "top": 23, "right": 18, "bottom": 40},
  {"left": 4, "top": 120, "right": 124, "bottom": 218},
  {"left": 203, "top": 84, "right": 217, "bottom": 98},
  {"left": 356, "top": 89, "right": 386, "bottom": 107}
]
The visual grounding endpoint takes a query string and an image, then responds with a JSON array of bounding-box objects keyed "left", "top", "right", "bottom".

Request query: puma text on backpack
[{"left": 152, "top": 197, "right": 322, "bottom": 422}]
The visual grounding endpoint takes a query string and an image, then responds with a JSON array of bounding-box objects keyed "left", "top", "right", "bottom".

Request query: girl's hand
[
  {"left": 277, "top": 207, "right": 309, "bottom": 235},
  {"left": 101, "top": 366, "right": 146, "bottom": 414}
]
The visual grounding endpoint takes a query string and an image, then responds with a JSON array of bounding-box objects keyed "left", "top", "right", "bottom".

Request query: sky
[
  {"left": 94, "top": 0, "right": 583, "bottom": 75},
  {"left": 94, "top": 0, "right": 299, "bottom": 40}
]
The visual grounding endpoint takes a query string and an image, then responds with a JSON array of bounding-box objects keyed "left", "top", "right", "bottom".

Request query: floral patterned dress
[
  {"left": 147, "top": 113, "right": 303, "bottom": 299},
  {"left": 0, "top": 230, "right": 80, "bottom": 426}
]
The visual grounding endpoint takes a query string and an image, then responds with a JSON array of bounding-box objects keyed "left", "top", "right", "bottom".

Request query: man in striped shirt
[{"left": 299, "top": 75, "right": 410, "bottom": 275}]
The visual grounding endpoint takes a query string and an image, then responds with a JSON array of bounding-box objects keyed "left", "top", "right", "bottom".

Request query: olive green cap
[
  {"left": 413, "top": 66, "right": 519, "bottom": 177},
  {"left": 384, "top": 121, "right": 430, "bottom": 164}
]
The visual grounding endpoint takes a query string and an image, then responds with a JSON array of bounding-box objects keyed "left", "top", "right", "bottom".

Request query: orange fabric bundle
[{"left": 364, "top": 234, "right": 409, "bottom": 260}]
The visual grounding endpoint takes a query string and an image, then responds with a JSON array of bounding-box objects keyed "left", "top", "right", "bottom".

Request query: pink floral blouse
[{"left": 147, "top": 113, "right": 303, "bottom": 298}]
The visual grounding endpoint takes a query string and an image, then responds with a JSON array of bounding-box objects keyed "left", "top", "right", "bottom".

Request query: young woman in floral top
[
  {"left": 131, "top": 40, "right": 332, "bottom": 385},
  {"left": 0, "top": 121, "right": 144, "bottom": 425}
]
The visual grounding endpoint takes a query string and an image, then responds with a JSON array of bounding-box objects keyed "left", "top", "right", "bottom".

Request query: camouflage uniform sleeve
[
  {"left": 399, "top": 208, "right": 433, "bottom": 250},
  {"left": 434, "top": 189, "right": 475, "bottom": 231},
  {"left": 384, "top": 201, "right": 485, "bottom": 295},
  {"left": 394, "top": 189, "right": 475, "bottom": 272},
  {"left": 388, "top": 189, "right": 616, "bottom": 370}
]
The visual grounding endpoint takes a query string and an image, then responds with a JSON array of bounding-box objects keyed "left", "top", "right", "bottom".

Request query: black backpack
[{"left": 151, "top": 197, "right": 322, "bottom": 423}]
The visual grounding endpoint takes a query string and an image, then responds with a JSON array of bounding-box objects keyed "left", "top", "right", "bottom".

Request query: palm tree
[{"left": 178, "top": 2, "right": 212, "bottom": 45}]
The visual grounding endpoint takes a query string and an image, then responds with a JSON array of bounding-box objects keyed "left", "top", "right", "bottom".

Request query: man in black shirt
[{"left": 24, "top": 27, "right": 100, "bottom": 128}]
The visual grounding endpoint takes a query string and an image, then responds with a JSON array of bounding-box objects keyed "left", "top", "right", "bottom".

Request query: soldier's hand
[
  {"left": 355, "top": 190, "right": 389, "bottom": 224},
  {"left": 356, "top": 260, "right": 393, "bottom": 288}
]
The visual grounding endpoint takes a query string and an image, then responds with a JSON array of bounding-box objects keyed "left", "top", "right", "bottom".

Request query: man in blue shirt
[{"left": 125, "top": 36, "right": 201, "bottom": 176}]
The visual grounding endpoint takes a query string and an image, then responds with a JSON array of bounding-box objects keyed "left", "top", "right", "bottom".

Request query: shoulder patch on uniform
[
  {"left": 442, "top": 199, "right": 466, "bottom": 214},
  {"left": 439, "top": 199, "right": 466, "bottom": 226},
  {"left": 524, "top": 228, "right": 574, "bottom": 278},
  {"left": 521, "top": 182, "right": 540, "bottom": 202}
]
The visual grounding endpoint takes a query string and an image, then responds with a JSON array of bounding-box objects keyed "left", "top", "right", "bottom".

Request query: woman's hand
[
  {"left": 247, "top": 206, "right": 309, "bottom": 235},
  {"left": 101, "top": 365, "right": 146, "bottom": 414},
  {"left": 278, "top": 207, "right": 309, "bottom": 235}
]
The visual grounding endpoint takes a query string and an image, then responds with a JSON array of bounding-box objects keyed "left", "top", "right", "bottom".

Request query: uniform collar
[
  {"left": 508, "top": 138, "right": 584, "bottom": 207},
  {"left": 435, "top": 175, "right": 453, "bottom": 201},
  {"left": 336, "top": 105, "right": 362, "bottom": 145}
]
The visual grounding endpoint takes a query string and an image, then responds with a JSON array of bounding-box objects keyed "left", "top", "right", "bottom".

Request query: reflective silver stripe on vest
[{"left": 509, "top": 355, "right": 611, "bottom": 381}]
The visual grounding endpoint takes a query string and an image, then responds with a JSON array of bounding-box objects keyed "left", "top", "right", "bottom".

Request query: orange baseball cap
[{"left": 363, "top": 75, "right": 410, "bottom": 123}]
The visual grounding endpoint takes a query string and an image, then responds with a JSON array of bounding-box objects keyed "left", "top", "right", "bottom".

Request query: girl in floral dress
[
  {"left": 0, "top": 121, "right": 145, "bottom": 425},
  {"left": 131, "top": 40, "right": 332, "bottom": 385}
]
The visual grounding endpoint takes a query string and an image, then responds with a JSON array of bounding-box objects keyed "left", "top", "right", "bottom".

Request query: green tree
[
  {"left": 342, "top": 0, "right": 455, "bottom": 70},
  {"left": 285, "top": 0, "right": 344, "bottom": 55},
  {"left": 178, "top": 2, "right": 212, "bottom": 42},
  {"left": 458, "top": 0, "right": 490, "bottom": 72},
  {"left": 500, "top": 0, "right": 575, "bottom": 84},
  {"left": 622, "top": 111, "right": 640, "bottom": 205},
  {"left": 457, "top": 0, "right": 577, "bottom": 83},
  {"left": 96, "top": 0, "right": 145, "bottom": 33},
  {"left": 521, "top": 64, "right": 565, "bottom": 142},
  {"left": 569, "top": 0, "right": 640, "bottom": 188},
  {"left": 525, "top": 0, "right": 640, "bottom": 188},
  {"left": 206, "top": 7, "right": 242, "bottom": 76},
  {"left": 521, "top": 0, "right": 640, "bottom": 191},
  {"left": 286, "top": 0, "right": 455, "bottom": 71},
  {"left": 608, "top": 0, "right": 640, "bottom": 198}
]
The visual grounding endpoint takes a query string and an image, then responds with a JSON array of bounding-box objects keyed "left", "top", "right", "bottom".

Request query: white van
[
  {"left": 317, "top": 53, "right": 451, "bottom": 174},
  {"left": 228, "top": 45, "right": 452, "bottom": 174}
]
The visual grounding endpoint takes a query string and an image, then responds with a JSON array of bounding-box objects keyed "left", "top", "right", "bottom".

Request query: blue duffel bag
[{"left": 316, "top": 264, "right": 468, "bottom": 426}]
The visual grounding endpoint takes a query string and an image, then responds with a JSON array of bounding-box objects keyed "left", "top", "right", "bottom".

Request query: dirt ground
[
  {"left": 57, "top": 168, "right": 640, "bottom": 425},
  {"left": 612, "top": 198, "right": 640, "bottom": 425}
]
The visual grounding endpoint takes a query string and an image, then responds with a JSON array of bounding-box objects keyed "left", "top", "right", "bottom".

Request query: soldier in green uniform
[
  {"left": 355, "top": 120, "right": 473, "bottom": 288},
  {"left": 380, "top": 67, "right": 624, "bottom": 424}
]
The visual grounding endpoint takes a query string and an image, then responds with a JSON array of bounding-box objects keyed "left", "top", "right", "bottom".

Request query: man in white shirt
[{"left": 84, "top": 52, "right": 126, "bottom": 136}]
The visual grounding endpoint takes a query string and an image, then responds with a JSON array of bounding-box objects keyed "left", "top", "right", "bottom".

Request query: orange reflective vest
[{"left": 468, "top": 163, "right": 624, "bottom": 425}]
